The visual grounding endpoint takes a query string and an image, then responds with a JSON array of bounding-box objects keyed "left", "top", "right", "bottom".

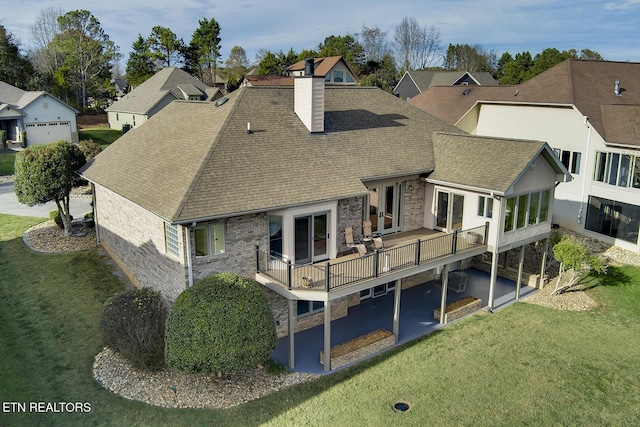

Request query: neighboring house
[
  {"left": 81, "top": 59, "right": 569, "bottom": 371},
  {"left": 409, "top": 59, "right": 640, "bottom": 254},
  {"left": 393, "top": 70, "right": 499, "bottom": 101},
  {"left": 0, "top": 81, "right": 79, "bottom": 146},
  {"left": 106, "top": 67, "right": 223, "bottom": 131},
  {"left": 285, "top": 56, "right": 358, "bottom": 85},
  {"left": 113, "top": 78, "right": 128, "bottom": 100},
  {"left": 242, "top": 75, "right": 295, "bottom": 87}
]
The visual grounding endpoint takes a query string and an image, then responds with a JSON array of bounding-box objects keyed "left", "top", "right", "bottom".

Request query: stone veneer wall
[
  {"left": 94, "top": 185, "right": 187, "bottom": 301},
  {"left": 264, "top": 289, "right": 360, "bottom": 338},
  {"left": 403, "top": 178, "right": 426, "bottom": 232},
  {"left": 337, "top": 197, "right": 364, "bottom": 255},
  {"left": 191, "top": 213, "right": 268, "bottom": 283}
]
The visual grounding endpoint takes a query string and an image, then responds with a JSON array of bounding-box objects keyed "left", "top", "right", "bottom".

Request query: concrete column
[
  {"left": 323, "top": 300, "right": 332, "bottom": 371},
  {"left": 288, "top": 299, "right": 295, "bottom": 369},
  {"left": 439, "top": 264, "right": 449, "bottom": 324},
  {"left": 488, "top": 249, "right": 499, "bottom": 310},
  {"left": 516, "top": 245, "right": 525, "bottom": 300},
  {"left": 393, "top": 278, "right": 402, "bottom": 342},
  {"left": 539, "top": 238, "right": 549, "bottom": 288}
]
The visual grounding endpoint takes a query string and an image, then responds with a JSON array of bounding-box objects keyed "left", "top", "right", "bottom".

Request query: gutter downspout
[
  {"left": 577, "top": 117, "right": 592, "bottom": 224},
  {"left": 185, "top": 225, "right": 194, "bottom": 287}
]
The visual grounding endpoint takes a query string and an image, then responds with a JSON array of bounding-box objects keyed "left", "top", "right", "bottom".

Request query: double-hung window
[{"left": 194, "top": 223, "right": 225, "bottom": 257}]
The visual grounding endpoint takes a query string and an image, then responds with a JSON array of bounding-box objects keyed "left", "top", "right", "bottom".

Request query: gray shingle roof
[
  {"left": 105, "top": 67, "right": 215, "bottom": 115},
  {"left": 410, "top": 59, "right": 640, "bottom": 147},
  {"left": 82, "top": 86, "right": 465, "bottom": 223},
  {"left": 429, "top": 133, "right": 566, "bottom": 194}
]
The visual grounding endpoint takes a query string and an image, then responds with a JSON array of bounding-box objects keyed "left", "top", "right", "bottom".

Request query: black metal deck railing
[{"left": 256, "top": 224, "right": 487, "bottom": 292}]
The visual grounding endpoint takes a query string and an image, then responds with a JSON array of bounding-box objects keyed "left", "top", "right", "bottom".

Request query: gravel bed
[{"left": 93, "top": 348, "right": 319, "bottom": 409}]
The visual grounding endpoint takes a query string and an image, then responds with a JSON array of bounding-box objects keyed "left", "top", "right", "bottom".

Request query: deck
[{"left": 256, "top": 225, "right": 487, "bottom": 295}]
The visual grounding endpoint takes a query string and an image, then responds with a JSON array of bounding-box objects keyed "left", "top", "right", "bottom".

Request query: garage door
[{"left": 25, "top": 121, "right": 72, "bottom": 145}]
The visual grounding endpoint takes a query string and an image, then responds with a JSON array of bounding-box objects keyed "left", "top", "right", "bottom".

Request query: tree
[
  {"left": 125, "top": 34, "right": 156, "bottom": 87},
  {"left": 187, "top": 18, "right": 222, "bottom": 86},
  {"left": 14, "top": 141, "right": 87, "bottom": 236},
  {"left": 165, "top": 273, "right": 277, "bottom": 375},
  {"left": 147, "top": 25, "right": 186, "bottom": 68},
  {"left": 0, "top": 25, "right": 34, "bottom": 89},
  {"left": 443, "top": 43, "right": 497, "bottom": 73},
  {"left": 359, "top": 24, "right": 390, "bottom": 63},
  {"left": 223, "top": 45, "right": 249, "bottom": 90},
  {"left": 318, "top": 34, "right": 364, "bottom": 73},
  {"left": 526, "top": 48, "right": 569, "bottom": 79},
  {"left": 28, "top": 6, "right": 64, "bottom": 93},
  {"left": 499, "top": 51, "right": 534, "bottom": 85},
  {"left": 358, "top": 53, "right": 398, "bottom": 92},
  {"left": 393, "top": 17, "right": 442, "bottom": 72},
  {"left": 257, "top": 50, "right": 281, "bottom": 75},
  {"left": 551, "top": 236, "right": 608, "bottom": 295},
  {"left": 55, "top": 10, "right": 121, "bottom": 110}
]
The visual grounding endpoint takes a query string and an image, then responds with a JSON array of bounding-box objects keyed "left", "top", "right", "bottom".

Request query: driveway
[{"left": 0, "top": 180, "right": 92, "bottom": 219}]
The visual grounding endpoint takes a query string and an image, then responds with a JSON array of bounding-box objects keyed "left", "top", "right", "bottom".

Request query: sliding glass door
[
  {"left": 436, "top": 190, "right": 464, "bottom": 231},
  {"left": 294, "top": 213, "right": 328, "bottom": 264}
]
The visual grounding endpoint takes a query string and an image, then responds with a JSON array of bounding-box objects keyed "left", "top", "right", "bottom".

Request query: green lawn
[
  {"left": 1, "top": 213, "right": 639, "bottom": 426},
  {"left": 78, "top": 127, "right": 121, "bottom": 148},
  {"left": 0, "top": 150, "right": 16, "bottom": 176}
]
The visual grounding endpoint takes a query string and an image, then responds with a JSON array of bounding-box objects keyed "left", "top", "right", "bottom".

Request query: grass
[
  {"left": 0, "top": 150, "right": 16, "bottom": 176},
  {"left": 1, "top": 212, "right": 639, "bottom": 426},
  {"left": 78, "top": 127, "right": 121, "bottom": 148}
]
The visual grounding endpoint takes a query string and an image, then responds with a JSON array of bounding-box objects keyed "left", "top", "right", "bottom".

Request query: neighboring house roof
[
  {"left": 0, "top": 81, "right": 80, "bottom": 114},
  {"left": 105, "top": 67, "right": 219, "bottom": 115},
  {"left": 243, "top": 75, "right": 295, "bottom": 86},
  {"left": 429, "top": 133, "right": 570, "bottom": 194},
  {"left": 394, "top": 70, "right": 498, "bottom": 94},
  {"left": 286, "top": 56, "right": 358, "bottom": 80},
  {"left": 409, "top": 59, "right": 640, "bottom": 147},
  {"left": 82, "top": 86, "right": 466, "bottom": 223}
]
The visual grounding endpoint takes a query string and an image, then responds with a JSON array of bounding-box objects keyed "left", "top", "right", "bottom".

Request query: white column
[
  {"left": 488, "top": 249, "right": 499, "bottom": 310},
  {"left": 288, "top": 299, "right": 296, "bottom": 369},
  {"left": 439, "top": 265, "right": 449, "bottom": 324},
  {"left": 516, "top": 245, "right": 525, "bottom": 300},
  {"left": 323, "top": 301, "right": 331, "bottom": 371},
  {"left": 539, "top": 238, "right": 549, "bottom": 288},
  {"left": 393, "top": 278, "right": 402, "bottom": 342}
]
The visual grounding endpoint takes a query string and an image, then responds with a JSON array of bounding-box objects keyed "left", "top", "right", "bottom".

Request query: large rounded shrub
[
  {"left": 165, "top": 273, "right": 277, "bottom": 374},
  {"left": 100, "top": 288, "right": 168, "bottom": 371}
]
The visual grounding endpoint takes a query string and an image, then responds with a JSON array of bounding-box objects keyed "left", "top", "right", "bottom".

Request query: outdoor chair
[
  {"left": 344, "top": 226, "right": 367, "bottom": 256},
  {"left": 362, "top": 220, "right": 384, "bottom": 249}
]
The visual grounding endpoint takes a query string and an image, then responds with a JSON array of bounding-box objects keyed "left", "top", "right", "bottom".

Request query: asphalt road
[{"left": 0, "top": 180, "right": 92, "bottom": 219}]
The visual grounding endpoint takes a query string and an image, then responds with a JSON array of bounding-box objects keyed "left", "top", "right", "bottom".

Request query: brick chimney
[{"left": 294, "top": 58, "right": 325, "bottom": 133}]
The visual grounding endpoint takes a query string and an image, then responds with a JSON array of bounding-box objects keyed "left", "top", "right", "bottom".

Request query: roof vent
[
  {"left": 215, "top": 96, "right": 229, "bottom": 107},
  {"left": 614, "top": 80, "right": 621, "bottom": 96}
]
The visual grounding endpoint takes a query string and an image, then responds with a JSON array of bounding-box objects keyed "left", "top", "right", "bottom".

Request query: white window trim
[{"left": 194, "top": 222, "right": 226, "bottom": 258}]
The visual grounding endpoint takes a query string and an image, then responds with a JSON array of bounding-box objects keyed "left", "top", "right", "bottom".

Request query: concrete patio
[{"left": 271, "top": 267, "right": 536, "bottom": 374}]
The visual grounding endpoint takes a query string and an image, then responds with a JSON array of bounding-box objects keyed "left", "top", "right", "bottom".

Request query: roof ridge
[{"left": 171, "top": 88, "right": 246, "bottom": 221}]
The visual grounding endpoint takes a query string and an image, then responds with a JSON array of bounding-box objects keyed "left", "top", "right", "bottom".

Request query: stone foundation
[
  {"left": 434, "top": 296, "right": 482, "bottom": 323},
  {"left": 320, "top": 329, "right": 395, "bottom": 370}
]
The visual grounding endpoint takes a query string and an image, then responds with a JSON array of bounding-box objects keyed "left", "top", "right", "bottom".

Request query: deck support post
[
  {"left": 539, "top": 237, "right": 549, "bottom": 288},
  {"left": 516, "top": 245, "right": 525, "bottom": 300},
  {"left": 439, "top": 264, "right": 449, "bottom": 324},
  {"left": 288, "top": 299, "right": 295, "bottom": 369},
  {"left": 323, "top": 301, "right": 331, "bottom": 371},
  {"left": 488, "top": 248, "right": 499, "bottom": 310},
  {"left": 393, "top": 278, "right": 402, "bottom": 341}
]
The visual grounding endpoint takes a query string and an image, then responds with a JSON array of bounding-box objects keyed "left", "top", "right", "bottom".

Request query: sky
[{"left": 2, "top": 0, "right": 640, "bottom": 69}]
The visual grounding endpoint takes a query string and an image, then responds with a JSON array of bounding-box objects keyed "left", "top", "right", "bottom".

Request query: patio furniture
[
  {"left": 362, "top": 220, "right": 384, "bottom": 249},
  {"left": 344, "top": 226, "right": 367, "bottom": 256}
]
